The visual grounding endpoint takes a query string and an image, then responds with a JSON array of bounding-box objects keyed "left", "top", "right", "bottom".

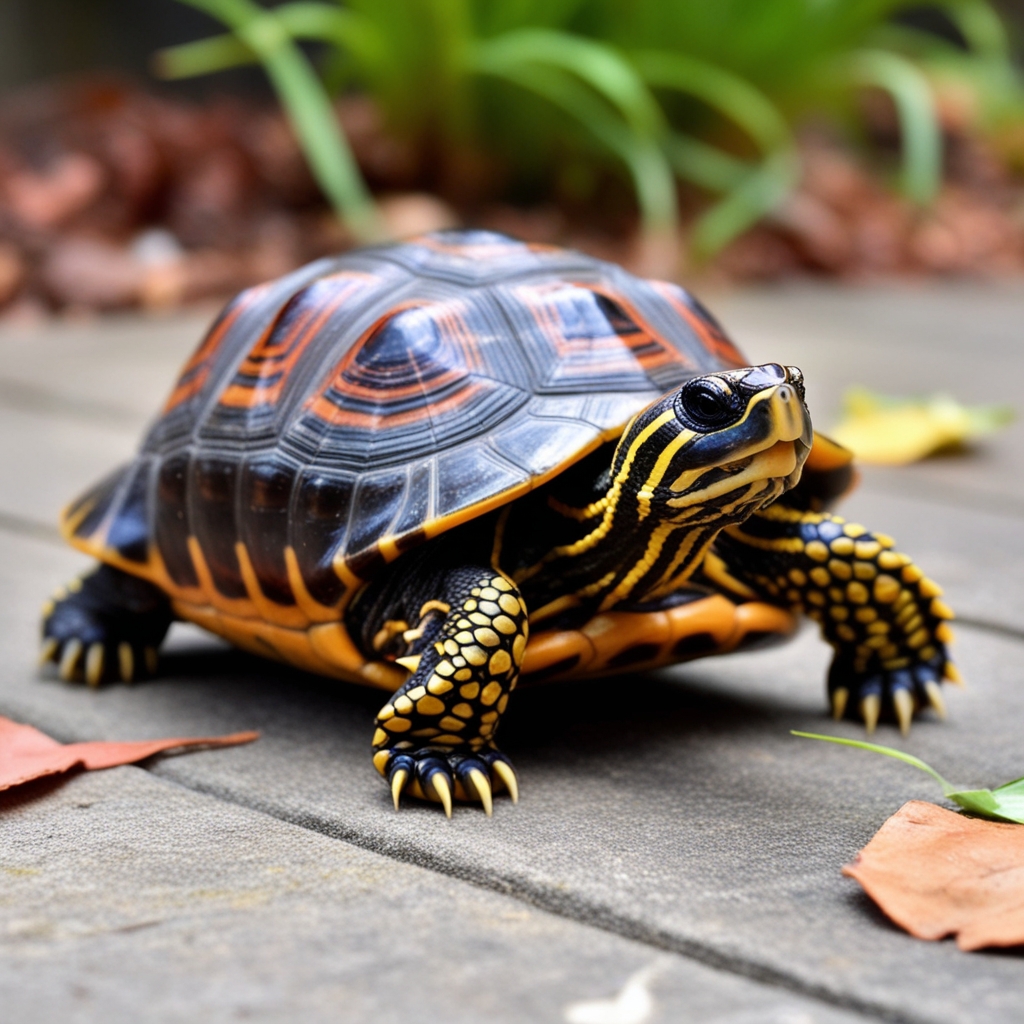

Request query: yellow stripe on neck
[{"left": 635, "top": 427, "right": 695, "bottom": 520}]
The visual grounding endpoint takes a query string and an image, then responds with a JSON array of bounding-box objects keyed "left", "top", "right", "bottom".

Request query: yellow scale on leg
[{"left": 371, "top": 573, "right": 528, "bottom": 816}]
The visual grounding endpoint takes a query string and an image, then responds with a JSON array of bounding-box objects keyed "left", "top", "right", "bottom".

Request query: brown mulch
[{"left": 3, "top": 77, "right": 1024, "bottom": 321}]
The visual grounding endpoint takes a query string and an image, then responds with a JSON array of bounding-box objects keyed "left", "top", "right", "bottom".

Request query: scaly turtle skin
[{"left": 42, "top": 231, "right": 958, "bottom": 816}]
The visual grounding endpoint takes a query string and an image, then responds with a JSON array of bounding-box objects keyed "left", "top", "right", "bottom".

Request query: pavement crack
[
  {"left": 954, "top": 617, "right": 1024, "bottom": 644},
  {"left": 0, "top": 376, "right": 141, "bottom": 429},
  {"left": 0, "top": 511, "right": 63, "bottom": 545},
  {"left": 145, "top": 766, "right": 925, "bottom": 1024}
]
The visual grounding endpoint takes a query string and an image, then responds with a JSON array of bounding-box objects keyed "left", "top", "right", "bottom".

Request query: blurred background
[{"left": 5, "top": 0, "right": 1024, "bottom": 318}]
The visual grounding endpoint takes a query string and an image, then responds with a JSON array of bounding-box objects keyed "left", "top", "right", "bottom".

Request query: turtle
[{"left": 42, "top": 230, "right": 958, "bottom": 817}]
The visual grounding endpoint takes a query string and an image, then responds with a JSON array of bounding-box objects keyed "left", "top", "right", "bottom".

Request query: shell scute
[
  {"left": 66, "top": 464, "right": 127, "bottom": 544},
  {"left": 647, "top": 279, "right": 746, "bottom": 372},
  {"left": 390, "top": 460, "right": 433, "bottom": 539},
  {"left": 289, "top": 469, "right": 356, "bottom": 608},
  {"left": 105, "top": 458, "right": 153, "bottom": 564},
  {"left": 190, "top": 455, "right": 246, "bottom": 599},
  {"left": 294, "top": 296, "right": 529, "bottom": 472},
  {"left": 434, "top": 445, "right": 530, "bottom": 521},
  {"left": 154, "top": 453, "right": 197, "bottom": 588},
  {"left": 345, "top": 470, "right": 408, "bottom": 562},
  {"left": 239, "top": 456, "right": 299, "bottom": 605},
  {"left": 375, "top": 230, "right": 569, "bottom": 286},
  {"left": 489, "top": 415, "right": 602, "bottom": 479},
  {"left": 500, "top": 282, "right": 657, "bottom": 395}
]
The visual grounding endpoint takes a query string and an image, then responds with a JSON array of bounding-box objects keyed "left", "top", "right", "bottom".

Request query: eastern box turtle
[{"left": 43, "top": 231, "right": 958, "bottom": 816}]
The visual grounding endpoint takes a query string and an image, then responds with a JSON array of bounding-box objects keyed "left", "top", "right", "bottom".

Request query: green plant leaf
[
  {"left": 470, "top": 32, "right": 678, "bottom": 230},
  {"left": 163, "top": 0, "right": 381, "bottom": 241},
  {"left": 689, "top": 149, "right": 798, "bottom": 259},
  {"left": 631, "top": 49, "right": 798, "bottom": 256},
  {"left": 792, "top": 731, "right": 1024, "bottom": 825},
  {"left": 154, "top": 33, "right": 256, "bottom": 78},
  {"left": 938, "top": 0, "right": 1011, "bottom": 60},
  {"left": 838, "top": 48, "right": 941, "bottom": 204},
  {"left": 631, "top": 49, "right": 792, "bottom": 154}
]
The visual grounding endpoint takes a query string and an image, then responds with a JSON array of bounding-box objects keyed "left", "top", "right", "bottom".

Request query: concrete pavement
[{"left": 2, "top": 284, "right": 1023, "bottom": 1022}]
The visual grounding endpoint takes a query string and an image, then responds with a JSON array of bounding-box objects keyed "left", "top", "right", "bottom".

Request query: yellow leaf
[{"left": 830, "top": 388, "right": 1013, "bottom": 465}]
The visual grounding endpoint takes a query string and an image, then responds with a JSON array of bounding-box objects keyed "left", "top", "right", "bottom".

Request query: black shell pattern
[{"left": 65, "top": 231, "right": 746, "bottom": 609}]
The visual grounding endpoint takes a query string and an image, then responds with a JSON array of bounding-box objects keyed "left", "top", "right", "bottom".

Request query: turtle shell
[{"left": 62, "top": 230, "right": 748, "bottom": 684}]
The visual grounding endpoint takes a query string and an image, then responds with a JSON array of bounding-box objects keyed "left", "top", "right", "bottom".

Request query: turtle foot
[
  {"left": 373, "top": 746, "right": 519, "bottom": 818},
  {"left": 40, "top": 566, "right": 172, "bottom": 686},
  {"left": 828, "top": 650, "right": 956, "bottom": 736}
]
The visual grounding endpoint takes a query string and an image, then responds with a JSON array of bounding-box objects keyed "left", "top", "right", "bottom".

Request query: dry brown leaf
[
  {"left": 0, "top": 714, "right": 258, "bottom": 794},
  {"left": 844, "top": 800, "right": 1024, "bottom": 951}
]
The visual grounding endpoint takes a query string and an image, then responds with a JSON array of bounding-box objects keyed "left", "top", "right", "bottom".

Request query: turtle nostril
[
  {"left": 778, "top": 385, "right": 792, "bottom": 403},
  {"left": 784, "top": 366, "right": 805, "bottom": 401}
]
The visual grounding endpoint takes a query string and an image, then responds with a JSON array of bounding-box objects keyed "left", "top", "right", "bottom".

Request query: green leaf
[
  {"left": 631, "top": 49, "right": 792, "bottom": 154},
  {"left": 470, "top": 32, "right": 678, "bottom": 230},
  {"left": 689, "top": 149, "right": 798, "bottom": 259},
  {"left": 838, "top": 48, "right": 941, "bottom": 204},
  {"left": 630, "top": 49, "right": 798, "bottom": 256},
  {"left": 154, "top": 33, "right": 256, "bottom": 78},
  {"left": 165, "top": 0, "right": 381, "bottom": 242},
  {"left": 792, "top": 731, "right": 1024, "bottom": 825}
]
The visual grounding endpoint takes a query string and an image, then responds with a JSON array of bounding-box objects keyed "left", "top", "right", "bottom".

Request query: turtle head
[{"left": 615, "top": 363, "right": 812, "bottom": 526}]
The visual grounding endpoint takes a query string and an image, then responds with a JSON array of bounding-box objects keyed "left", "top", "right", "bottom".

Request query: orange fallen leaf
[
  {"left": 0, "top": 714, "right": 258, "bottom": 794},
  {"left": 844, "top": 800, "right": 1024, "bottom": 951}
]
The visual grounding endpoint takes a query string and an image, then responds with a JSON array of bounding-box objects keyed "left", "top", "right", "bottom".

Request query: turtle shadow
[
  {"left": 148, "top": 639, "right": 816, "bottom": 765},
  {"left": 502, "top": 668, "right": 809, "bottom": 758}
]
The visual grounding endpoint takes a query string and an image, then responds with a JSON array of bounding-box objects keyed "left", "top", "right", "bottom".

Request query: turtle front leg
[
  {"left": 708, "top": 504, "right": 957, "bottom": 734},
  {"left": 40, "top": 563, "right": 173, "bottom": 685},
  {"left": 366, "top": 566, "right": 528, "bottom": 817}
]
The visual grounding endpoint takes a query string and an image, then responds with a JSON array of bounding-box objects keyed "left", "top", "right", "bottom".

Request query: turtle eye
[{"left": 676, "top": 378, "right": 740, "bottom": 430}]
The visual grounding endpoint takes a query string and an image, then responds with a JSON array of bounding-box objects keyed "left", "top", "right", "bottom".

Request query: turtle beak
[
  {"left": 768, "top": 368, "right": 813, "bottom": 490},
  {"left": 767, "top": 380, "right": 808, "bottom": 445}
]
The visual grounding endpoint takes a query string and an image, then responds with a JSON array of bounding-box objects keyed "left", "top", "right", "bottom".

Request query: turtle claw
[
  {"left": 828, "top": 649, "right": 954, "bottom": 734},
  {"left": 467, "top": 768, "right": 493, "bottom": 816},
  {"left": 118, "top": 642, "right": 135, "bottom": 683},
  {"left": 43, "top": 634, "right": 159, "bottom": 687},
  {"left": 491, "top": 759, "right": 519, "bottom": 804},
  {"left": 390, "top": 767, "right": 409, "bottom": 811},
  {"left": 892, "top": 688, "right": 914, "bottom": 737},
  {"left": 40, "top": 569, "right": 170, "bottom": 686},
  {"left": 924, "top": 680, "right": 946, "bottom": 719},
  {"left": 831, "top": 687, "right": 849, "bottom": 721},
  {"left": 860, "top": 693, "right": 880, "bottom": 734},
  {"left": 84, "top": 643, "right": 105, "bottom": 688},
  {"left": 39, "top": 637, "right": 59, "bottom": 667},
  {"left": 430, "top": 772, "right": 453, "bottom": 819},
  {"left": 59, "top": 639, "right": 82, "bottom": 681},
  {"left": 377, "top": 747, "right": 519, "bottom": 816}
]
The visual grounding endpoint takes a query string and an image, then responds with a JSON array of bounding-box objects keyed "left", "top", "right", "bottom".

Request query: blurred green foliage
[{"left": 156, "top": 0, "right": 1024, "bottom": 255}]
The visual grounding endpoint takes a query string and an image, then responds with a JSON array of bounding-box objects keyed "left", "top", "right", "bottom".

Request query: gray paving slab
[
  {"left": 0, "top": 405, "right": 137, "bottom": 529},
  {"left": 3, "top": 530, "right": 1023, "bottom": 1024},
  {"left": 0, "top": 311, "right": 208, "bottom": 426},
  {"left": 3, "top": 767, "right": 870, "bottom": 1024},
  {"left": 3, "top": 288, "right": 1024, "bottom": 1023},
  {"left": 0, "top": 313, "right": 201, "bottom": 533}
]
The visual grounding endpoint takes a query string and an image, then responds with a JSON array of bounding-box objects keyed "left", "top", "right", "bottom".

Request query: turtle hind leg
[
  {"left": 364, "top": 564, "right": 528, "bottom": 817},
  {"left": 40, "top": 563, "right": 173, "bottom": 686}
]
